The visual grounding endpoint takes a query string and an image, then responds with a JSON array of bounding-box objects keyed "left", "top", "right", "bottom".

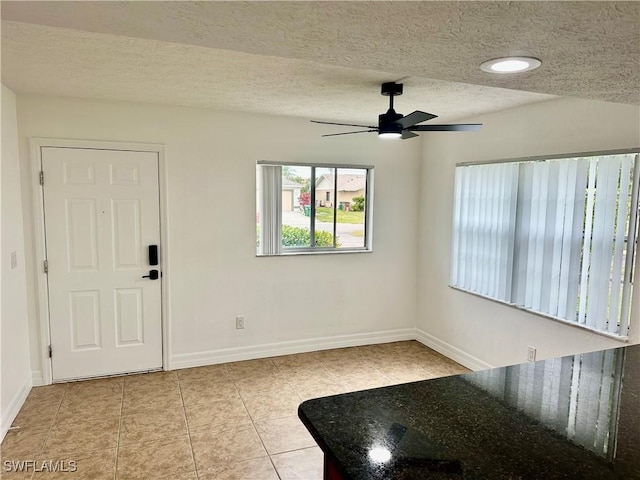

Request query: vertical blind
[
  {"left": 451, "top": 153, "right": 639, "bottom": 337},
  {"left": 452, "top": 163, "right": 519, "bottom": 301},
  {"left": 257, "top": 165, "right": 282, "bottom": 255}
]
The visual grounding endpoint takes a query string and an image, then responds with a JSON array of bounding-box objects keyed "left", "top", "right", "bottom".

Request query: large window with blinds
[{"left": 451, "top": 152, "right": 640, "bottom": 337}]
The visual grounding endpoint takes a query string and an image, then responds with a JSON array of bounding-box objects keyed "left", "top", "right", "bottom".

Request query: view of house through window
[{"left": 257, "top": 162, "right": 372, "bottom": 255}]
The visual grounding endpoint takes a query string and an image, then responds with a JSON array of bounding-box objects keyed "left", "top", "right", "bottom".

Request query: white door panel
[{"left": 42, "top": 147, "right": 162, "bottom": 381}]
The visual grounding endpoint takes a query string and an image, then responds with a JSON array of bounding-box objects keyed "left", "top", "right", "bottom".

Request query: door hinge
[
  {"left": 39, "top": 171, "right": 44, "bottom": 186},
  {"left": 43, "top": 260, "right": 48, "bottom": 274},
  {"left": 48, "top": 345, "right": 52, "bottom": 358}
]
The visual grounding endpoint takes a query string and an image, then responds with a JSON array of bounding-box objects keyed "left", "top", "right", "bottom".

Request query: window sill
[
  {"left": 257, "top": 248, "right": 372, "bottom": 257},
  {"left": 449, "top": 285, "right": 630, "bottom": 342}
]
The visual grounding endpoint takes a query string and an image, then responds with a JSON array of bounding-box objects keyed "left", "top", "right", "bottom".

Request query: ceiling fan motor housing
[{"left": 378, "top": 110, "right": 403, "bottom": 135}]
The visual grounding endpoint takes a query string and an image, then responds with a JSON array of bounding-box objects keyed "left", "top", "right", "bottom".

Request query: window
[
  {"left": 256, "top": 162, "right": 373, "bottom": 255},
  {"left": 451, "top": 152, "right": 640, "bottom": 337}
]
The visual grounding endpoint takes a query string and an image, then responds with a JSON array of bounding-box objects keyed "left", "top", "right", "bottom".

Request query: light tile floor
[{"left": 1, "top": 341, "right": 468, "bottom": 479}]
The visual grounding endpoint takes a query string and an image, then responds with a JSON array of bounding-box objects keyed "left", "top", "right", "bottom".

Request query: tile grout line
[
  {"left": 36, "top": 383, "right": 68, "bottom": 472},
  {"left": 23, "top": 384, "right": 68, "bottom": 480},
  {"left": 263, "top": 358, "right": 286, "bottom": 479},
  {"left": 177, "top": 372, "right": 203, "bottom": 480},
  {"left": 185, "top": 363, "right": 274, "bottom": 478},
  {"left": 233, "top": 358, "right": 283, "bottom": 479},
  {"left": 113, "top": 379, "right": 125, "bottom": 480},
  {"left": 272, "top": 358, "right": 345, "bottom": 479}
]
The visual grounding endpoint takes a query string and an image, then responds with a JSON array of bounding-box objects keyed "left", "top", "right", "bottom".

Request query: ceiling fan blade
[
  {"left": 395, "top": 110, "right": 438, "bottom": 128},
  {"left": 321, "top": 130, "right": 378, "bottom": 137},
  {"left": 401, "top": 130, "right": 419, "bottom": 139},
  {"left": 409, "top": 124, "right": 482, "bottom": 132},
  {"left": 311, "top": 120, "right": 377, "bottom": 129}
]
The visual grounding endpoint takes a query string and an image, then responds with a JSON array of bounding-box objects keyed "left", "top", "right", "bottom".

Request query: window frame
[
  {"left": 450, "top": 148, "right": 640, "bottom": 340},
  {"left": 256, "top": 161, "right": 374, "bottom": 256}
]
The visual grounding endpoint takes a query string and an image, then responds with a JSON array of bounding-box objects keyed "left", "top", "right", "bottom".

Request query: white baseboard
[
  {"left": 27, "top": 329, "right": 491, "bottom": 380},
  {"left": 1, "top": 374, "right": 32, "bottom": 442},
  {"left": 171, "top": 328, "right": 416, "bottom": 370},
  {"left": 415, "top": 328, "right": 495, "bottom": 371},
  {"left": 31, "top": 370, "right": 44, "bottom": 387}
]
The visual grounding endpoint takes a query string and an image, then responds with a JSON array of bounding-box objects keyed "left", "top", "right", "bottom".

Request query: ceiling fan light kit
[
  {"left": 378, "top": 131, "right": 402, "bottom": 139},
  {"left": 480, "top": 56, "right": 542, "bottom": 74},
  {"left": 312, "top": 82, "right": 482, "bottom": 140},
  {"left": 378, "top": 121, "right": 403, "bottom": 139}
]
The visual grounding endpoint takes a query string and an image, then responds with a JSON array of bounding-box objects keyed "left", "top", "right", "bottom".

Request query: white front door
[{"left": 42, "top": 147, "right": 162, "bottom": 381}]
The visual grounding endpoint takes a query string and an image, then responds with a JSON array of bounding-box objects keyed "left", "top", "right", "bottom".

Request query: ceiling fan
[{"left": 311, "top": 82, "right": 482, "bottom": 139}]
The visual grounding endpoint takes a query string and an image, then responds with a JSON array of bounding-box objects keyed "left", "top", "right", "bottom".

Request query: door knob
[{"left": 142, "top": 269, "right": 159, "bottom": 280}]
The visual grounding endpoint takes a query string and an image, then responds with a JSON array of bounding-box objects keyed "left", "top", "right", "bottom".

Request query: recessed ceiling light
[{"left": 480, "top": 57, "right": 542, "bottom": 74}]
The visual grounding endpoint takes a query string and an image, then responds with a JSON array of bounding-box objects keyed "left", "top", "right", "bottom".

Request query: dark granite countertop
[{"left": 299, "top": 344, "right": 640, "bottom": 479}]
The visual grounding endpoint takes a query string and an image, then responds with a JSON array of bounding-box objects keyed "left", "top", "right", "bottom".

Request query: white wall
[
  {"left": 1, "top": 85, "right": 32, "bottom": 440},
  {"left": 16, "top": 93, "right": 639, "bottom": 380},
  {"left": 418, "top": 97, "right": 640, "bottom": 369},
  {"left": 16, "top": 95, "right": 422, "bottom": 375}
]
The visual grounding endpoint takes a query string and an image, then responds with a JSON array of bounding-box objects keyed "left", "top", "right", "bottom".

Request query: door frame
[{"left": 30, "top": 138, "right": 172, "bottom": 384}]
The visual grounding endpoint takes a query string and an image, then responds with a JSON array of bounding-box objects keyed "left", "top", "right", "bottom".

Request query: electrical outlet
[
  {"left": 236, "top": 316, "right": 245, "bottom": 329},
  {"left": 10, "top": 251, "right": 18, "bottom": 270},
  {"left": 527, "top": 346, "right": 537, "bottom": 362}
]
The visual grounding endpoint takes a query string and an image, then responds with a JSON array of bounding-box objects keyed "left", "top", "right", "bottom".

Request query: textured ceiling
[
  {"left": 2, "top": 1, "right": 638, "bottom": 124},
  {"left": 0, "top": 21, "right": 555, "bottom": 124}
]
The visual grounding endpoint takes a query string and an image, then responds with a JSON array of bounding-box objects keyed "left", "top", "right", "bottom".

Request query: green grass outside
[{"left": 315, "top": 207, "right": 364, "bottom": 224}]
